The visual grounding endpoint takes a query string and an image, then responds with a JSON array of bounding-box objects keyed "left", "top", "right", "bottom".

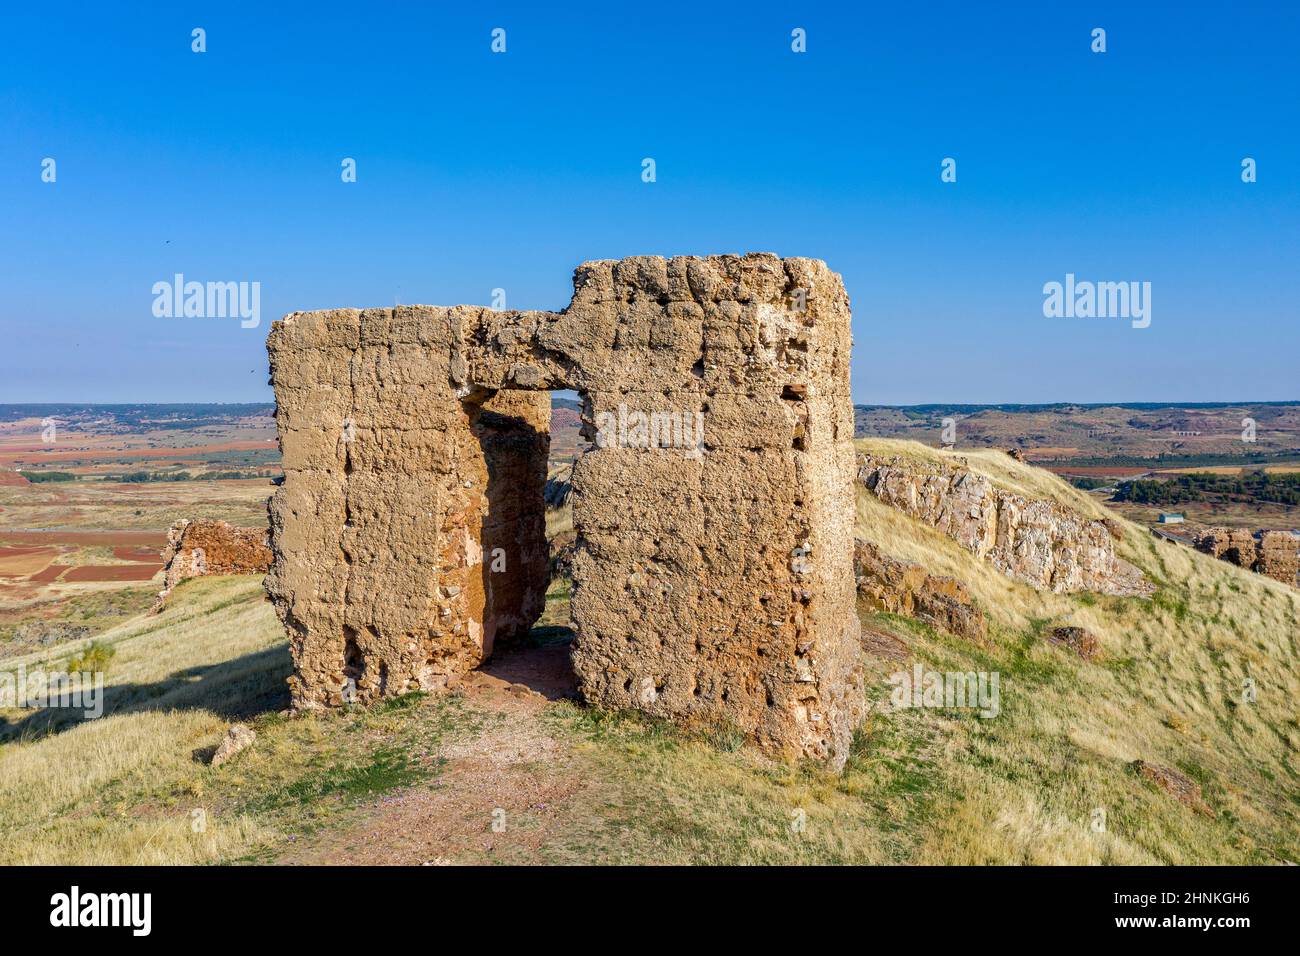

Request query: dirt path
[{"left": 275, "top": 644, "right": 591, "bottom": 865}]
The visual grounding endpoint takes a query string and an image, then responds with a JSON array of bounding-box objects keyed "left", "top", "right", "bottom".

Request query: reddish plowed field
[
  {"left": 0, "top": 546, "right": 54, "bottom": 558},
  {"left": 27, "top": 564, "right": 68, "bottom": 583},
  {"left": 0, "top": 546, "right": 58, "bottom": 578}
]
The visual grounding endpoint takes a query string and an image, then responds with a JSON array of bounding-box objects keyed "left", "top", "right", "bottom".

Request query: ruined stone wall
[
  {"left": 266, "top": 254, "right": 864, "bottom": 767},
  {"left": 1194, "top": 528, "right": 1299, "bottom": 587},
  {"left": 1258, "top": 531, "right": 1300, "bottom": 585},
  {"left": 154, "top": 518, "right": 272, "bottom": 611},
  {"left": 264, "top": 309, "right": 550, "bottom": 706}
]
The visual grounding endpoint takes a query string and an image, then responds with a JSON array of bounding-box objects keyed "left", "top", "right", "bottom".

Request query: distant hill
[
  {"left": 850, "top": 437, "right": 1300, "bottom": 863},
  {"left": 0, "top": 404, "right": 274, "bottom": 429}
]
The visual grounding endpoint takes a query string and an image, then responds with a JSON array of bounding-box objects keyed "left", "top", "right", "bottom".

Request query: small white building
[{"left": 1157, "top": 513, "right": 1185, "bottom": 525}]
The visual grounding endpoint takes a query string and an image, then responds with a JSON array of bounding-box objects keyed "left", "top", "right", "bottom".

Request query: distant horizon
[{"left": 2, "top": 397, "right": 1298, "bottom": 411}]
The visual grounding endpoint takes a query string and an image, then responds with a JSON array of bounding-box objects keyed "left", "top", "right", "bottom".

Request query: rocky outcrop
[
  {"left": 853, "top": 539, "right": 986, "bottom": 642},
  {"left": 857, "top": 454, "right": 1152, "bottom": 597},
  {"left": 211, "top": 724, "right": 256, "bottom": 767},
  {"left": 153, "top": 519, "right": 273, "bottom": 612},
  {"left": 266, "top": 255, "right": 864, "bottom": 768},
  {"left": 11, "top": 621, "right": 94, "bottom": 647},
  {"left": 1048, "top": 625, "right": 1100, "bottom": 660},
  {"left": 1194, "top": 528, "right": 1299, "bottom": 586}
]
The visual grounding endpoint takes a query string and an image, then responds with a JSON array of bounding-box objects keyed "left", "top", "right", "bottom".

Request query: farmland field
[{"left": 0, "top": 408, "right": 279, "bottom": 658}]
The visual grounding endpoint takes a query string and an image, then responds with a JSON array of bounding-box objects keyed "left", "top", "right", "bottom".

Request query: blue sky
[{"left": 2, "top": 1, "right": 1296, "bottom": 404}]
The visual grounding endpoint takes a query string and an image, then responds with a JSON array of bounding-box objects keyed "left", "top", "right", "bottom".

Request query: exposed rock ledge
[
  {"left": 853, "top": 539, "right": 986, "bottom": 642},
  {"left": 857, "top": 453, "right": 1152, "bottom": 598}
]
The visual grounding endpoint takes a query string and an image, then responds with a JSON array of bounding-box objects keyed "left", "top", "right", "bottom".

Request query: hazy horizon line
[{"left": 1, "top": 398, "right": 1298, "bottom": 410}]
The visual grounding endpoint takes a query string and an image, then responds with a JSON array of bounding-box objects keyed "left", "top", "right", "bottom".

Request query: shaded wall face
[{"left": 267, "top": 254, "right": 864, "bottom": 768}]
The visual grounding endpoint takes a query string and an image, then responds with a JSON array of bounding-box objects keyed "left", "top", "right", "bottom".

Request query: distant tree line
[
  {"left": 18, "top": 471, "right": 77, "bottom": 483},
  {"left": 1113, "top": 472, "right": 1300, "bottom": 507},
  {"left": 112, "top": 471, "right": 194, "bottom": 483},
  {"left": 105, "top": 470, "right": 276, "bottom": 483},
  {"left": 1040, "top": 451, "right": 1299, "bottom": 469}
]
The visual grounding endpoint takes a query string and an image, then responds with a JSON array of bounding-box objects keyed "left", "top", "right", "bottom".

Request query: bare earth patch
[{"left": 274, "top": 645, "right": 589, "bottom": 865}]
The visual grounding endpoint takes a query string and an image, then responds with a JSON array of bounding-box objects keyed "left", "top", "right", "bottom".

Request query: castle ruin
[{"left": 264, "top": 254, "right": 864, "bottom": 767}]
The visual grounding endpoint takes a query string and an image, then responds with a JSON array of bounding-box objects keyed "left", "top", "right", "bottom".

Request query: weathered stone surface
[
  {"left": 1101, "top": 517, "right": 1125, "bottom": 543},
  {"left": 153, "top": 519, "right": 273, "bottom": 612},
  {"left": 264, "top": 359, "right": 550, "bottom": 708},
  {"left": 853, "top": 539, "right": 986, "bottom": 642},
  {"left": 1048, "top": 625, "right": 1100, "bottom": 660},
  {"left": 1258, "top": 531, "right": 1300, "bottom": 585},
  {"left": 1194, "top": 528, "right": 1299, "bottom": 587},
  {"left": 266, "top": 254, "right": 864, "bottom": 768},
  {"left": 211, "top": 724, "right": 256, "bottom": 767},
  {"left": 858, "top": 454, "right": 1152, "bottom": 597},
  {"left": 1193, "top": 527, "right": 1258, "bottom": 566}
]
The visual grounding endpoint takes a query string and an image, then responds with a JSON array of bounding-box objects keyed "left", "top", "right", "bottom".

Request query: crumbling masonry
[{"left": 265, "top": 254, "right": 864, "bottom": 766}]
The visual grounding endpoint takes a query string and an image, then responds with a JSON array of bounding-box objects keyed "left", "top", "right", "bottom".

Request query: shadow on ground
[
  {"left": 478, "top": 625, "right": 578, "bottom": 701},
  {"left": 0, "top": 643, "right": 292, "bottom": 743}
]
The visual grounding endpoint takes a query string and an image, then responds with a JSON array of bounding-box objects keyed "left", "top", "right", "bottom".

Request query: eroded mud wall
[
  {"left": 265, "top": 308, "right": 549, "bottom": 707},
  {"left": 266, "top": 254, "right": 864, "bottom": 767}
]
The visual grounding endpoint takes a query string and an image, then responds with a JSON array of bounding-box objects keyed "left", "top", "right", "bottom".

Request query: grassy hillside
[
  {"left": 1, "top": 440, "right": 1296, "bottom": 864},
  {"left": 853, "top": 439, "right": 1300, "bottom": 863}
]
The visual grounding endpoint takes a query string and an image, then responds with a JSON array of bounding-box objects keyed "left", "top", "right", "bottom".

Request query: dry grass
[
  {"left": 0, "top": 577, "right": 287, "bottom": 863},
  {"left": 0, "top": 577, "right": 473, "bottom": 864},
  {"left": 545, "top": 503, "right": 573, "bottom": 542}
]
